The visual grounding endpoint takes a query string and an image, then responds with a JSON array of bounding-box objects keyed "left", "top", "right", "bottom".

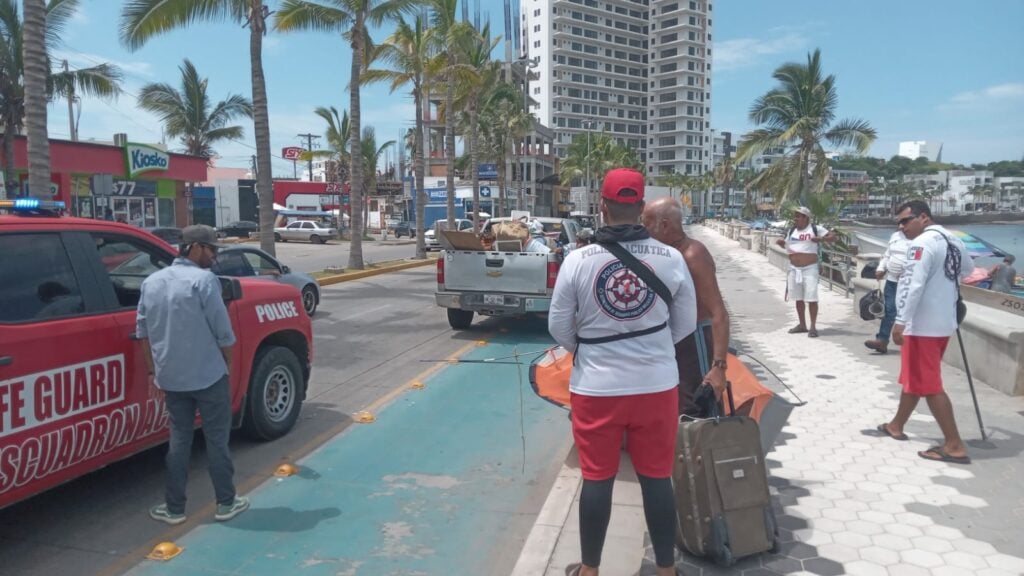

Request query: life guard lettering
[
  {"left": 0, "top": 355, "right": 125, "bottom": 437},
  {"left": 256, "top": 301, "right": 300, "bottom": 323}
]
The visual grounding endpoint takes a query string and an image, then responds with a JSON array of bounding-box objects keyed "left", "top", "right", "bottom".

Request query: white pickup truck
[{"left": 434, "top": 217, "right": 581, "bottom": 329}]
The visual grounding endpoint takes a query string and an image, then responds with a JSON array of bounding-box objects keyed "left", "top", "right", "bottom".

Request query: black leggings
[{"left": 579, "top": 474, "right": 676, "bottom": 568}]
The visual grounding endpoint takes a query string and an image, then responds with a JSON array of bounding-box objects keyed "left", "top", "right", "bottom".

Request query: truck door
[
  {"left": 0, "top": 231, "right": 126, "bottom": 507},
  {"left": 78, "top": 232, "right": 177, "bottom": 451}
]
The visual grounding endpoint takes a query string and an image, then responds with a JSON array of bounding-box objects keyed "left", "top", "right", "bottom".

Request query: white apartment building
[
  {"left": 898, "top": 140, "right": 942, "bottom": 162},
  {"left": 522, "top": 0, "right": 712, "bottom": 184}
]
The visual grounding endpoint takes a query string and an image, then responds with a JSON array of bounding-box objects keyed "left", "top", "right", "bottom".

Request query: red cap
[{"left": 601, "top": 168, "right": 645, "bottom": 204}]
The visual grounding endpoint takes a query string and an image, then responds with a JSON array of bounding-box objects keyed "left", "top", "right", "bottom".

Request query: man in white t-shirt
[
  {"left": 775, "top": 206, "right": 836, "bottom": 337},
  {"left": 878, "top": 200, "right": 973, "bottom": 464},
  {"left": 549, "top": 168, "right": 696, "bottom": 576},
  {"left": 865, "top": 229, "right": 911, "bottom": 354}
]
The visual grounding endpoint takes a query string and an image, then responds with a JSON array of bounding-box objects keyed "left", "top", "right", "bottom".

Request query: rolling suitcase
[{"left": 674, "top": 384, "right": 779, "bottom": 566}]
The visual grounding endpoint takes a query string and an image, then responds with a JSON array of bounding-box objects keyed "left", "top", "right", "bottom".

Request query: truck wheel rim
[
  {"left": 302, "top": 289, "right": 316, "bottom": 314},
  {"left": 264, "top": 366, "right": 295, "bottom": 423}
]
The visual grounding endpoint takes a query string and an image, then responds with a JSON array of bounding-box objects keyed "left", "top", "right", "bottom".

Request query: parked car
[
  {"left": 212, "top": 246, "right": 322, "bottom": 316},
  {"left": 218, "top": 220, "right": 258, "bottom": 238},
  {"left": 143, "top": 226, "right": 183, "bottom": 245},
  {"left": 425, "top": 218, "right": 474, "bottom": 251},
  {"left": 392, "top": 221, "right": 417, "bottom": 238},
  {"left": 274, "top": 220, "right": 338, "bottom": 244}
]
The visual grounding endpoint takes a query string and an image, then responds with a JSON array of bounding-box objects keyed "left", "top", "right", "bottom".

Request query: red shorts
[
  {"left": 570, "top": 387, "right": 678, "bottom": 481},
  {"left": 899, "top": 335, "right": 950, "bottom": 396}
]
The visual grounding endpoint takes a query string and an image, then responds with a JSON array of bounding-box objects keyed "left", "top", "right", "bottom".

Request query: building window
[
  {"left": 534, "top": 24, "right": 540, "bottom": 32},
  {"left": 659, "top": 136, "right": 675, "bottom": 146},
  {"left": 658, "top": 150, "right": 676, "bottom": 160},
  {"left": 534, "top": 8, "right": 541, "bottom": 15},
  {"left": 534, "top": 40, "right": 541, "bottom": 48}
]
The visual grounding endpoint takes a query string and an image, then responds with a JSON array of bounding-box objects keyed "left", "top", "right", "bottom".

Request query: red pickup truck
[{"left": 0, "top": 202, "right": 313, "bottom": 509}]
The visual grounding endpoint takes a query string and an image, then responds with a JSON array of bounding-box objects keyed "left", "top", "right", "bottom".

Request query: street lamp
[{"left": 582, "top": 118, "right": 597, "bottom": 213}]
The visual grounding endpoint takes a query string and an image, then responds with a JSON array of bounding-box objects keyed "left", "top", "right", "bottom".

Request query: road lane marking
[{"left": 97, "top": 339, "right": 480, "bottom": 576}]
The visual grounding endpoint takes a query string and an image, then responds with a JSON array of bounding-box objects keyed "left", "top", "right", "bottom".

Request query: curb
[
  {"left": 509, "top": 452, "right": 582, "bottom": 576},
  {"left": 317, "top": 257, "right": 437, "bottom": 287}
]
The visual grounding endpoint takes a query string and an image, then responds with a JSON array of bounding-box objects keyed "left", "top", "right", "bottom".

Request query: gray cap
[
  {"left": 794, "top": 206, "right": 812, "bottom": 218},
  {"left": 181, "top": 224, "right": 224, "bottom": 248}
]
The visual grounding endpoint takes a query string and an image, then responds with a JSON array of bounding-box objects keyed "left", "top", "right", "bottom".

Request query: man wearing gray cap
[
  {"left": 136, "top": 224, "right": 249, "bottom": 525},
  {"left": 776, "top": 206, "right": 835, "bottom": 337},
  {"left": 990, "top": 254, "right": 1017, "bottom": 294}
]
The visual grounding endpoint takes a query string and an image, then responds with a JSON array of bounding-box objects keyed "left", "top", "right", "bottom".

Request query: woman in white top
[{"left": 775, "top": 206, "right": 836, "bottom": 337}]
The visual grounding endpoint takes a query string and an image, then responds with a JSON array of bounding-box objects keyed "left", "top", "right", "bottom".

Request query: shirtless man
[
  {"left": 643, "top": 197, "right": 729, "bottom": 412},
  {"left": 775, "top": 206, "right": 836, "bottom": 338}
]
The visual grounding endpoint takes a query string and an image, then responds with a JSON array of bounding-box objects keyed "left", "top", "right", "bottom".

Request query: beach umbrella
[{"left": 947, "top": 229, "right": 1007, "bottom": 259}]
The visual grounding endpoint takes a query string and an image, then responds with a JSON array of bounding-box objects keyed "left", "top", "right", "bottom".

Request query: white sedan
[{"left": 274, "top": 220, "right": 338, "bottom": 244}]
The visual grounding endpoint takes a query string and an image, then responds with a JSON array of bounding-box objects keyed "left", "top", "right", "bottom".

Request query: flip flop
[
  {"left": 919, "top": 447, "right": 971, "bottom": 465},
  {"left": 565, "top": 564, "right": 581, "bottom": 576},
  {"left": 876, "top": 423, "right": 908, "bottom": 441},
  {"left": 788, "top": 325, "right": 808, "bottom": 334},
  {"left": 808, "top": 329, "right": 819, "bottom": 338}
]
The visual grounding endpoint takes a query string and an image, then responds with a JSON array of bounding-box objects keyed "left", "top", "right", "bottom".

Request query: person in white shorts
[{"left": 775, "top": 206, "right": 836, "bottom": 337}]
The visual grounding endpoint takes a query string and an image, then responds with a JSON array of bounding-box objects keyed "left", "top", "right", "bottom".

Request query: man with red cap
[{"left": 549, "top": 168, "right": 697, "bottom": 576}]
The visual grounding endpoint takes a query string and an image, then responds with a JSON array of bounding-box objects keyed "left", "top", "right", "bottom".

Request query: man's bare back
[{"left": 675, "top": 237, "right": 716, "bottom": 322}]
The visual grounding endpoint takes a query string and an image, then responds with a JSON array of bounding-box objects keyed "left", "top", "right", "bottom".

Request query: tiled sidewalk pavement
[{"left": 633, "top": 226, "right": 1024, "bottom": 576}]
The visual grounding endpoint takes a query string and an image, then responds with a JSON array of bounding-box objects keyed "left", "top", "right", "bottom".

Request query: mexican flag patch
[{"left": 909, "top": 246, "right": 924, "bottom": 261}]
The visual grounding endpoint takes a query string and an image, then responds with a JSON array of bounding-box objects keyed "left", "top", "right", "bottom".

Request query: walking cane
[{"left": 954, "top": 328, "right": 987, "bottom": 442}]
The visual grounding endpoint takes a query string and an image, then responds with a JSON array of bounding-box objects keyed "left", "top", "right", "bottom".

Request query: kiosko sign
[{"left": 125, "top": 143, "right": 170, "bottom": 178}]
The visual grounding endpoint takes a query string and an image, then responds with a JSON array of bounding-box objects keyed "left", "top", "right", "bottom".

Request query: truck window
[
  {"left": 214, "top": 251, "right": 256, "bottom": 277},
  {"left": 91, "top": 234, "right": 172, "bottom": 308},
  {"left": 242, "top": 251, "right": 281, "bottom": 275},
  {"left": 0, "top": 233, "right": 85, "bottom": 322}
]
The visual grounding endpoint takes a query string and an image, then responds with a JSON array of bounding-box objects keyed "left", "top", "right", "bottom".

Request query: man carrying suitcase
[{"left": 549, "top": 168, "right": 697, "bottom": 576}]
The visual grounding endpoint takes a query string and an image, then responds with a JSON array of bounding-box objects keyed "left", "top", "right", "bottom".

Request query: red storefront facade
[
  {"left": 6, "top": 136, "right": 208, "bottom": 227},
  {"left": 273, "top": 180, "right": 349, "bottom": 212}
]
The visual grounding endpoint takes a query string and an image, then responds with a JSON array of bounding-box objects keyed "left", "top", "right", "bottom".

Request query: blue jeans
[
  {"left": 163, "top": 375, "right": 236, "bottom": 514},
  {"left": 876, "top": 280, "right": 898, "bottom": 342}
]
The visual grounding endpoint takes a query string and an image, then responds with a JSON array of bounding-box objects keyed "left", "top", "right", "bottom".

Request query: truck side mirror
[{"left": 219, "top": 276, "right": 243, "bottom": 302}]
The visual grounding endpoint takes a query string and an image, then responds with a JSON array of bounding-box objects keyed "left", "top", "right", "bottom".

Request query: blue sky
[{"left": 49, "top": 0, "right": 1024, "bottom": 173}]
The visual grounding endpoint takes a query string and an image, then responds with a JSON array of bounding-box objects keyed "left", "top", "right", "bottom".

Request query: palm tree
[
  {"left": 275, "top": 0, "right": 413, "bottom": 270},
  {"left": 455, "top": 23, "right": 498, "bottom": 230},
  {"left": 656, "top": 172, "right": 686, "bottom": 200},
  {"left": 301, "top": 105, "right": 351, "bottom": 188},
  {"left": 1, "top": 0, "right": 123, "bottom": 199},
  {"left": 359, "top": 125, "right": 394, "bottom": 229},
  {"left": 714, "top": 156, "right": 736, "bottom": 215},
  {"left": 428, "top": 0, "right": 469, "bottom": 230},
  {"left": 20, "top": 0, "right": 49, "bottom": 199},
  {"left": 737, "top": 49, "right": 876, "bottom": 207},
  {"left": 361, "top": 13, "right": 436, "bottom": 258},
  {"left": 121, "top": 0, "right": 278, "bottom": 256},
  {"left": 477, "top": 81, "right": 531, "bottom": 217},
  {"left": 138, "top": 59, "right": 253, "bottom": 160}
]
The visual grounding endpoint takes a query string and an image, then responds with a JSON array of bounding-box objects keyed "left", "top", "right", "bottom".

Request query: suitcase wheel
[
  {"left": 769, "top": 537, "right": 781, "bottom": 555},
  {"left": 717, "top": 545, "right": 735, "bottom": 567}
]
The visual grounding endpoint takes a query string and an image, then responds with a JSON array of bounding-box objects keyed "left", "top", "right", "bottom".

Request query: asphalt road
[
  {"left": 271, "top": 238, "right": 420, "bottom": 274},
  {"left": 0, "top": 267, "right": 563, "bottom": 576}
]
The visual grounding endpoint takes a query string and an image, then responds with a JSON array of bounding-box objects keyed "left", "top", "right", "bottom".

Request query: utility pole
[
  {"left": 296, "top": 133, "right": 321, "bottom": 181},
  {"left": 63, "top": 60, "right": 77, "bottom": 141}
]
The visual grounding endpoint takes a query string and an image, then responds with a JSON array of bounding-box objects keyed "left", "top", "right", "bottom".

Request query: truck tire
[
  {"left": 447, "top": 309, "right": 474, "bottom": 329},
  {"left": 242, "top": 346, "right": 304, "bottom": 440}
]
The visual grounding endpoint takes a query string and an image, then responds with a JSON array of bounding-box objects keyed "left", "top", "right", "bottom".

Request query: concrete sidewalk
[{"left": 513, "top": 225, "right": 1024, "bottom": 576}]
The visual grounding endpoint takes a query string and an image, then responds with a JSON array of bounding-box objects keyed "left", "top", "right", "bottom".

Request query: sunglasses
[{"left": 896, "top": 215, "right": 918, "bottom": 226}]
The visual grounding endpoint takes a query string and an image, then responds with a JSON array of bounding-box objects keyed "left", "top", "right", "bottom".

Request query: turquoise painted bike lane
[{"left": 126, "top": 331, "right": 571, "bottom": 576}]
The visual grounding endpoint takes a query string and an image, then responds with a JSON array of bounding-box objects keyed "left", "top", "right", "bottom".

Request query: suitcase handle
[{"left": 699, "top": 381, "right": 735, "bottom": 418}]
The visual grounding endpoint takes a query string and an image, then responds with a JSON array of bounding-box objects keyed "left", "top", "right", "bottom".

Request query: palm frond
[
  {"left": 120, "top": 0, "right": 244, "bottom": 51},
  {"left": 274, "top": 0, "right": 351, "bottom": 33}
]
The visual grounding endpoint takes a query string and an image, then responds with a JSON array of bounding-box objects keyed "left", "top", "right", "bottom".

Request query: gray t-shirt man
[{"left": 990, "top": 255, "right": 1017, "bottom": 294}]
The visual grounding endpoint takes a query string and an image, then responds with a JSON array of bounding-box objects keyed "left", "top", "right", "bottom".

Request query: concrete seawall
[{"left": 704, "top": 220, "right": 1024, "bottom": 396}]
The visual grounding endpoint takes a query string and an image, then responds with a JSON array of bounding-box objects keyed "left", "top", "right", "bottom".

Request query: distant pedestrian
[
  {"left": 879, "top": 200, "right": 974, "bottom": 464},
  {"left": 643, "top": 197, "right": 729, "bottom": 415},
  {"left": 865, "top": 229, "right": 911, "bottom": 354},
  {"left": 989, "top": 254, "right": 1017, "bottom": 294},
  {"left": 575, "top": 227, "right": 594, "bottom": 248},
  {"left": 525, "top": 220, "right": 552, "bottom": 253},
  {"left": 549, "top": 168, "right": 697, "bottom": 576},
  {"left": 775, "top": 206, "right": 836, "bottom": 337},
  {"left": 136, "top": 224, "right": 250, "bottom": 524}
]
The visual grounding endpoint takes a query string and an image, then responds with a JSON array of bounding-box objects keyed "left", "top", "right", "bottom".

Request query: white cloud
[
  {"left": 713, "top": 31, "right": 809, "bottom": 71},
  {"left": 947, "top": 82, "right": 1024, "bottom": 105}
]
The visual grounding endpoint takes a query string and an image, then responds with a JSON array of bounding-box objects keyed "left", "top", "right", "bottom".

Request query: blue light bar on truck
[{"left": 0, "top": 198, "right": 66, "bottom": 214}]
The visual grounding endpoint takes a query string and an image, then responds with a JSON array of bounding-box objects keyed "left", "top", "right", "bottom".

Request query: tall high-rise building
[{"left": 522, "top": 0, "right": 713, "bottom": 184}]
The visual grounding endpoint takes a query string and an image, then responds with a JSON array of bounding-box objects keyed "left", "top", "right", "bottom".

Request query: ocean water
[{"left": 853, "top": 223, "right": 1023, "bottom": 266}]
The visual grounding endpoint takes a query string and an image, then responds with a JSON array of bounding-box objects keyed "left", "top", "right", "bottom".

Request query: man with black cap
[
  {"left": 136, "top": 224, "right": 249, "bottom": 525},
  {"left": 549, "top": 168, "right": 697, "bottom": 576},
  {"left": 775, "top": 206, "right": 836, "bottom": 337}
]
